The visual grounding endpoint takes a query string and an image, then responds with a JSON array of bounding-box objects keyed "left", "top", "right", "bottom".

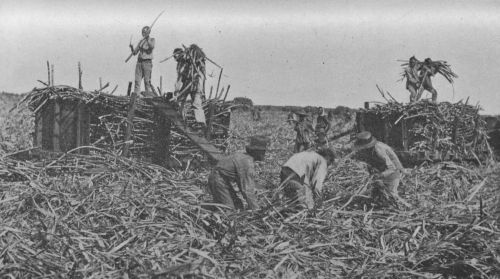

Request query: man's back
[
  {"left": 216, "top": 153, "right": 253, "bottom": 179},
  {"left": 356, "top": 141, "right": 403, "bottom": 173},
  {"left": 283, "top": 151, "right": 327, "bottom": 191}
]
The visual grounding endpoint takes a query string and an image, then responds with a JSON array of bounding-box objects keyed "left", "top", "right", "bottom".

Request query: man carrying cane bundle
[
  {"left": 416, "top": 58, "right": 439, "bottom": 102},
  {"left": 404, "top": 56, "right": 422, "bottom": 103}
]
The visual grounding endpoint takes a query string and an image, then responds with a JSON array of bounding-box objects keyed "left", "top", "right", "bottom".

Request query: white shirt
[{"left": 283, "top": 151, "right": 328, "bottom": 195}]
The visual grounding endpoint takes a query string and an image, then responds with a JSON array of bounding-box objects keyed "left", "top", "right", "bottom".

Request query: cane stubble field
[{"left": 0, "top": 94, "right": 500, "bottom": 278}]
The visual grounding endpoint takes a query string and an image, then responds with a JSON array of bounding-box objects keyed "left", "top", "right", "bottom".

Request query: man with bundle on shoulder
[{"left": 404, "top": 56, "right": 422, "bottom": 103}]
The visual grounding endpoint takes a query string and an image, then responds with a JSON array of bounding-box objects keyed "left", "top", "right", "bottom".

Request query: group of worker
[
  {"left": 129, "top": 26, "right": 206, "bottom": 127},
  {"left": 128, "top": 25, "right": 410, "bottom": 210},
  {"left": 290, "top": 107, "right": 331, "bottom": 153},
  {"left": 206, "top": 107, "right": 409, "bottom": 211}
]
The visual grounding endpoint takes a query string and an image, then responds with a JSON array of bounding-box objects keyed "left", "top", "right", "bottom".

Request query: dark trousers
[
  {"left": 279, "top": 167, "right": 313, "bottom": 209},
  {"left": 207, "top": 169, "right": 244, "bottom": 210}
]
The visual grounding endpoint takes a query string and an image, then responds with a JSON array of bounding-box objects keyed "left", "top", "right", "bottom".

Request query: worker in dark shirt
[
  {"left": 294, "top": 110, "right": 314, "bottom": 153},
  {"left": 207, "top": 136, "right": 268, "bottom": 210},
  {"left": 315, "top": 107, "right": 331, "bottom": 148}
]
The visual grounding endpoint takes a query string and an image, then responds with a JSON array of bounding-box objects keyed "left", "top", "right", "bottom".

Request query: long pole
[
  {"left": 160, "top": 76, "right": 163, "bottom": 94},
  {"left": 215, "top": 68, "right": 223, "bottom": 97},
  {"left": 78, "top": 62, "right": 83, "bottom": 90},
  {"left": 51, "top": 64, "right": 54, "bottom": 86},
  {"left": 47, "top": 61, "right": 50, "bottom": 86}
]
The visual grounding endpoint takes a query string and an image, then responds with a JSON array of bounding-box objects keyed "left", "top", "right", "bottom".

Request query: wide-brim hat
[
  {"left": 353, "top": 131, "right": 377, "bottom": 151},
  {"left": 295, "top": 109, "right": 309, "bottom": 116},
  {"left": 246, "top": 135, "right": 269, "bottom": 151}
]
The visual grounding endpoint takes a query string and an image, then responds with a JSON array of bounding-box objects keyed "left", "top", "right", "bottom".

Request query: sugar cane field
[{"left": 0, "top": 91, "right": 499, "bottom": 279}]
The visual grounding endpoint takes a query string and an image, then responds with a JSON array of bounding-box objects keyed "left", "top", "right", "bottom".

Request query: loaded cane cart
[{"left": 355, "top": 101, "right": 493, "bottom": 166}]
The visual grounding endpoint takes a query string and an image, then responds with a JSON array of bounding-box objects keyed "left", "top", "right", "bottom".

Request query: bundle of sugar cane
[
  {"left": 399, "top": 58, "right": 458, "bottom": 84},
  {"left": 174, "top": 44, "right": 207, "bottom": 98}
]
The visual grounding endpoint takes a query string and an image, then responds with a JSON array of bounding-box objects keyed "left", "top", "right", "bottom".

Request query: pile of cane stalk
[{"left": 1, "top": 109, "right": 499, "bottom": 278}]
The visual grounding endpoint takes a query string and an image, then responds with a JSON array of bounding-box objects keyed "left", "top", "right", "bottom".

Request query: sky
[{"left": 1, "top": 0, "right": 500, "bottom": 114}]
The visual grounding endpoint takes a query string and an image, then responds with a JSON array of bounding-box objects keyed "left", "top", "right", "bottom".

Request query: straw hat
[
  {"left": 295, "top": 109, "right": 309, "bottom": 116},
  {"left": 247, "top": 135, "right": 269, "bottom": 151},
  {"left": 353, "top": 131, "right": 377, "bottom": 151}
]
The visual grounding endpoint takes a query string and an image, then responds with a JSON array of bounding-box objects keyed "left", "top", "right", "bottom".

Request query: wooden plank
[
  {"left": 81, "top": 104, "right": 90, "bottom": 154},
  {"left": 53, "top": 98, "right": 61, "bottom": 152},
  {"left": 34, "top": 112, "right": 42, "bottom": 147},
  {"left": 205, "top": 102, "right": 215, "bottom": 140},
  {"left": 171, "top": 118, "right": 224, "bottom": 162},
  {"left": 59, "top": 102, "right": 77, "bottom": 152},
  {"left": 401, "top": 119, "right": 408, "bottom": 151},
  {"left": 127, "top": 81, "right": 132, "bottom": 97},
  {"left": 42, "top": 101, "right": 54, "bottom": 150},
  {"left": 76, "top": 101, "right": 82, "bottom": 152},
  {"left": 122, "top": 92, "right": 137, "bottom": 157}
]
